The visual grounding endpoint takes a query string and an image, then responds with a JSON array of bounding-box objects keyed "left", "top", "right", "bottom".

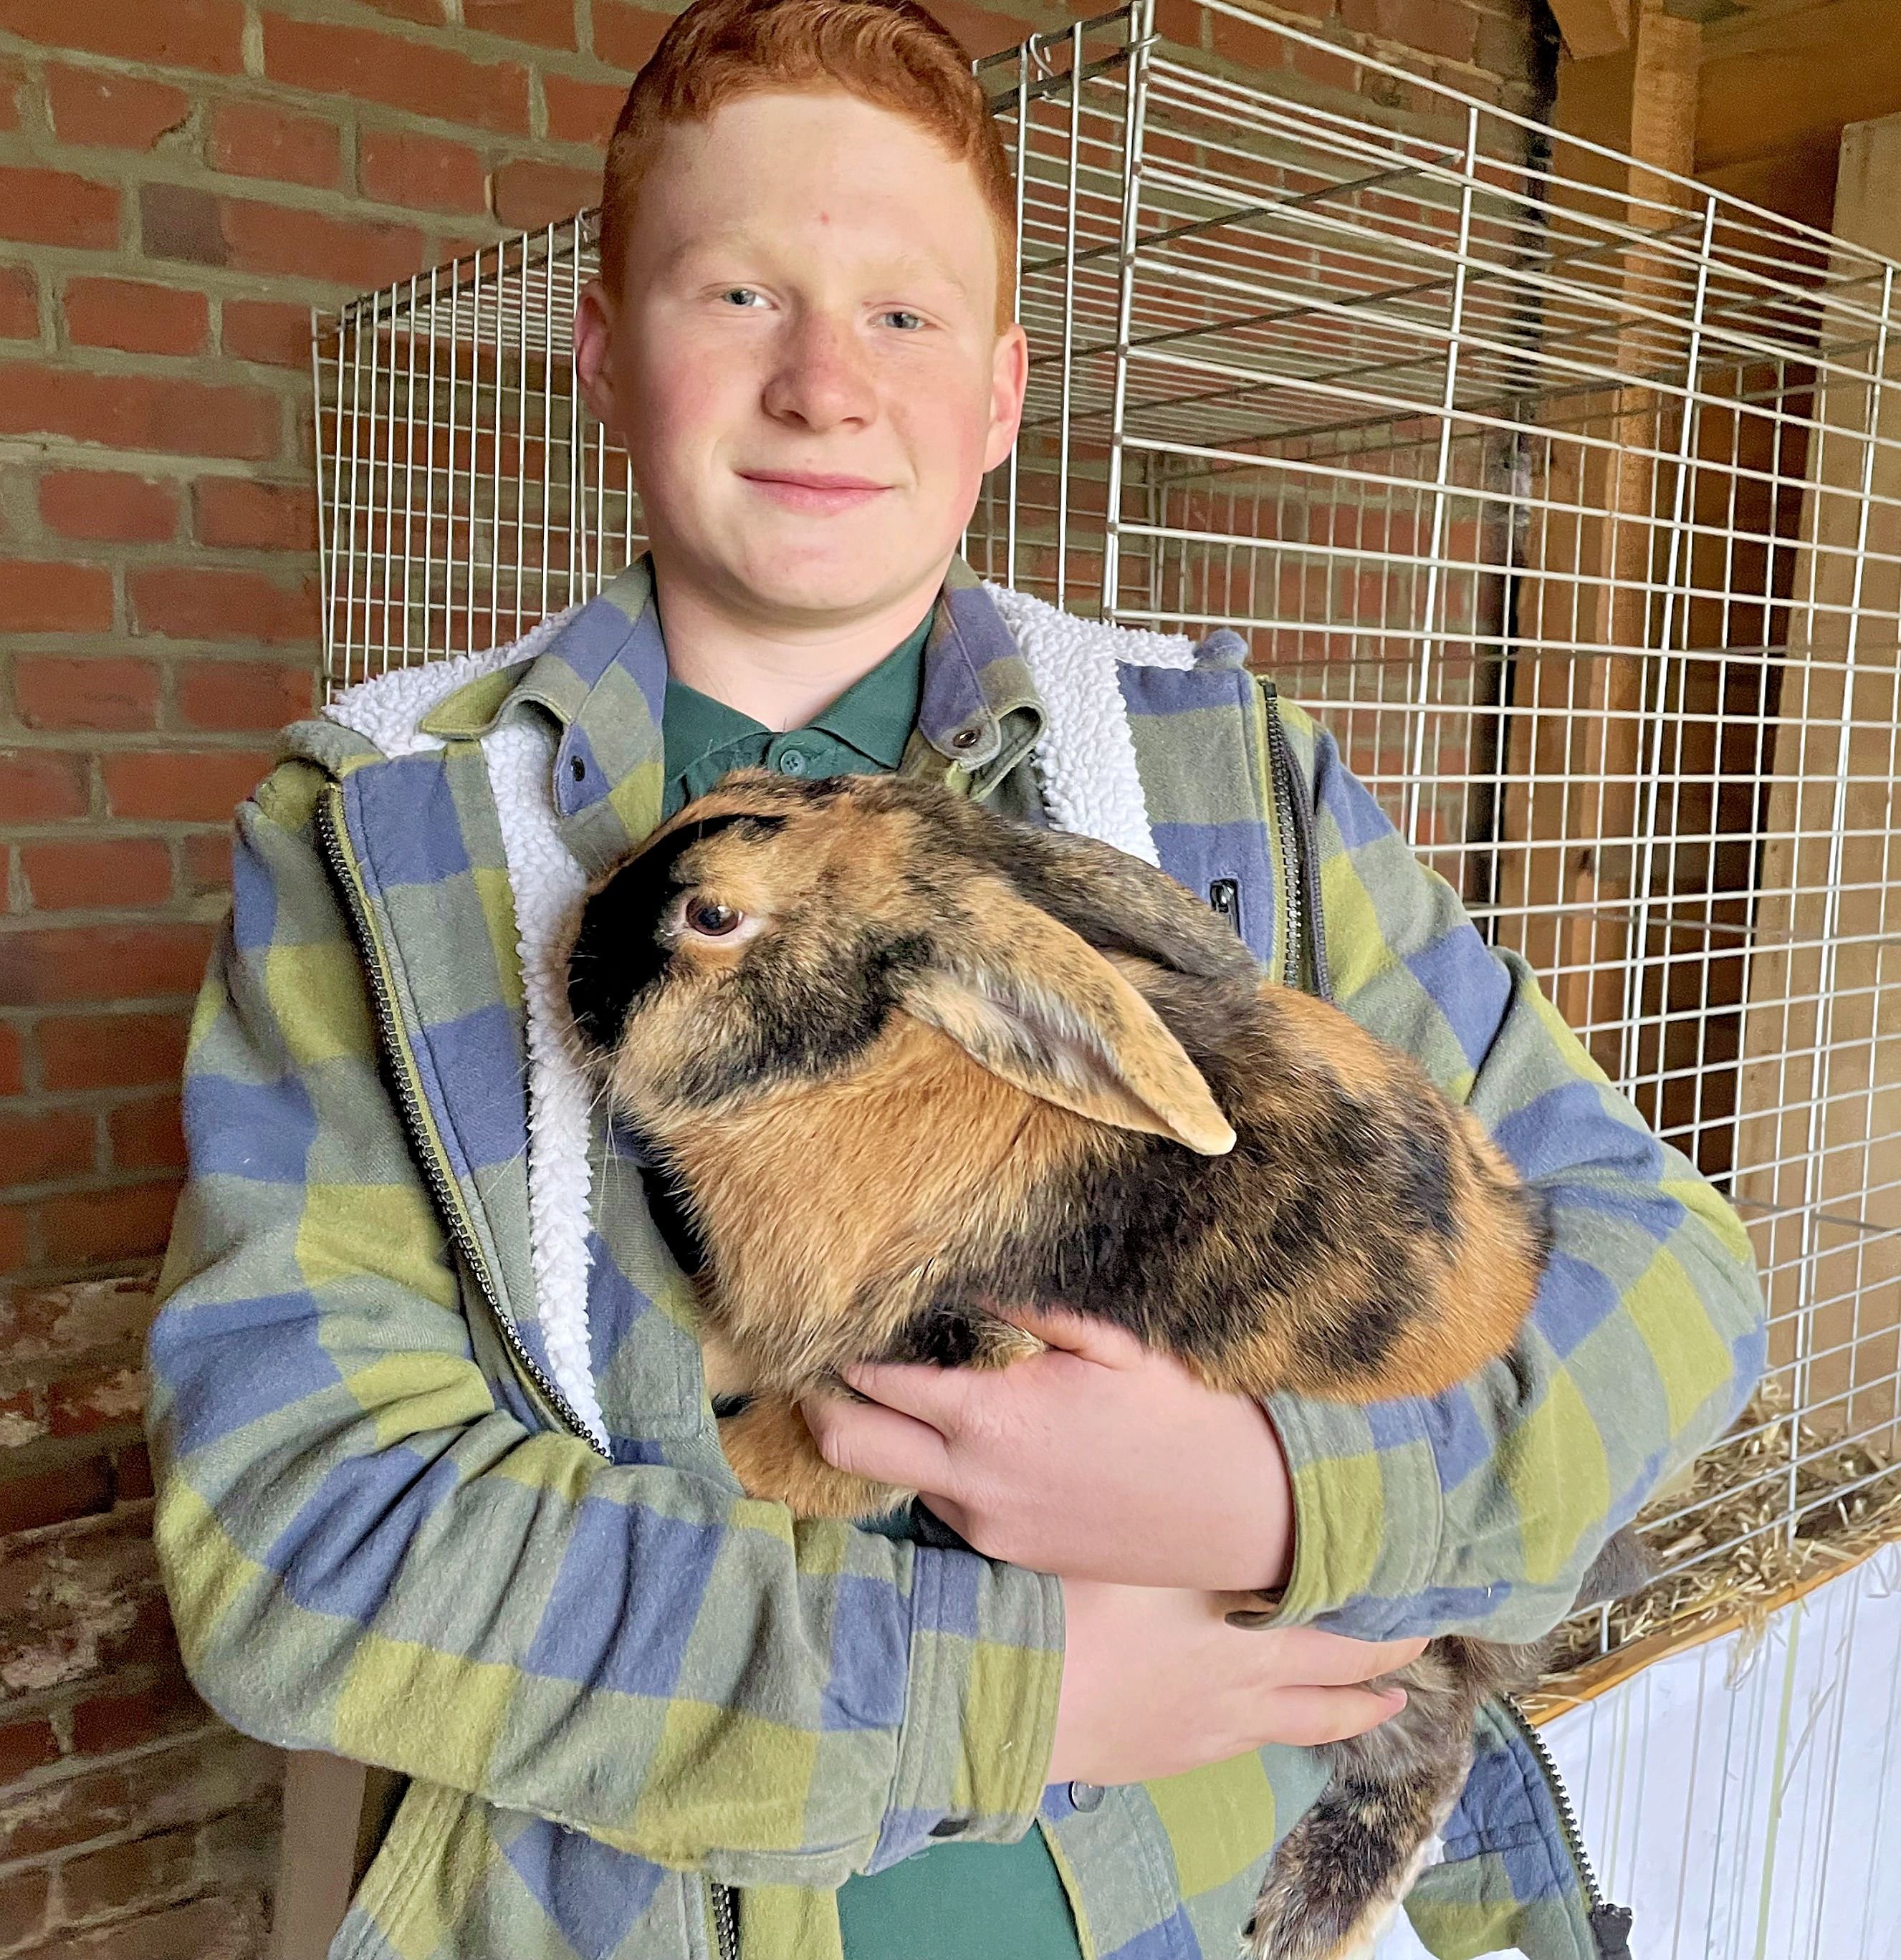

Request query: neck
[{"left": 649, "top": 554, "right": 946, "bottom": 731}]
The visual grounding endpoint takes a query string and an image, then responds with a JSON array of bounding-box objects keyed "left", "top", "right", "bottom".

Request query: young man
[{"left": 145, "top": 3, "right": 1766, "bottom": 1957}]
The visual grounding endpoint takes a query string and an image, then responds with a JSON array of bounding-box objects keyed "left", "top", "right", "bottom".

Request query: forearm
[{"left": 1259, "top": 703, "right": 1768, "bottom": 1643}]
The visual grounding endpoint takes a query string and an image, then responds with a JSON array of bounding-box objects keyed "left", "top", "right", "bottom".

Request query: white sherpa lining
[
  {"left": 980, "top": 582, "right": 1195, "bottom": 869},
  {"left": 324, "top": 592, "right": 1191, "bottom": 1451}
]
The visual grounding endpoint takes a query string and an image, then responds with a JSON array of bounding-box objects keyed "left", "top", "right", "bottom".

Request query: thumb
[{"left": 992, "top": 1303, "right": 1145, "bottom": 1368}]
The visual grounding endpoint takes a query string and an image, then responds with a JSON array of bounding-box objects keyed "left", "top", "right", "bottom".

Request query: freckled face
[{"left": 576, "top": 90, "right": 1027, "bottom": 630}]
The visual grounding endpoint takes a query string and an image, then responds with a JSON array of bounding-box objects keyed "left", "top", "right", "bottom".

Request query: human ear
[
  {"left": 983, "top": 320, "right": 1029, "bottom": 474},
  {"left": 573, "top": 276, "right": 623, "bottom": 433}
]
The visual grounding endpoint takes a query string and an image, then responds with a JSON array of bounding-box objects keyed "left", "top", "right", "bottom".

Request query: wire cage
[{"left": 311, "top": 0, "right": 1901, "bottom": 1728}]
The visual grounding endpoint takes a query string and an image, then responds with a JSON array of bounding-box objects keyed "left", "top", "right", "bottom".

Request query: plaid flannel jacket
[{"left": 146, "top": 557, "right": 1766, "bottom": 1960}]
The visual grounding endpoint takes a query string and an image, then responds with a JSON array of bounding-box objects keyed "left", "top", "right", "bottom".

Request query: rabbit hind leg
[{"left": 1240, "top": 1767, "right": 1460, "bottom": 1960}]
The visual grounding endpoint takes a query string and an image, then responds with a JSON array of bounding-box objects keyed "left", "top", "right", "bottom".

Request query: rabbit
[{"left": 565, "top": 766, "right": 1555, "bottom": 1960}]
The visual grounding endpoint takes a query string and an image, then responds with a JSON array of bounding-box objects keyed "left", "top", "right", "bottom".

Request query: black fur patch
[{"left": 567, "top": 813, "right": 785, "bottom": 1053}]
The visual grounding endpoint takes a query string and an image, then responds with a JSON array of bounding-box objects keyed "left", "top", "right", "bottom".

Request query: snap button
[
  {"left": 951, "top": 726, "right": 981, "bottom": 750},
  {"left": 1067, "top": 1781, "right": 1105, "bottom": 1812},
  {"left": 570, "top": 754, "right": 586, "bottom": 782},
  {"left": 776, "top": 748, "right": 808, "bottom": 777}
]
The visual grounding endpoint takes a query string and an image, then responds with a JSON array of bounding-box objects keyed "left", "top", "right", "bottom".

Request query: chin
[{"left": 727, "top": 531, "right": 954, "bottom": 618}]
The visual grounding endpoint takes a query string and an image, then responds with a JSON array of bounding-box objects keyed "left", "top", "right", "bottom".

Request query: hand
[
  {"left": 1050, "top": 1580, "right": 1427, "bottom": 1784},
  {"left": 799, "top": 1306, "right": 1294, "bottom": 1592}
]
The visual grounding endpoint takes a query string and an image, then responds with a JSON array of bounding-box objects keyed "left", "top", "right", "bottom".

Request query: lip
[{"left": 738, "top": 469, "right": 891, "bottom": 514}]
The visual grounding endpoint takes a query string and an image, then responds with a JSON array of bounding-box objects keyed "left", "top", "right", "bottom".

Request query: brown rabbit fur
[{"left": 566, "top": 767, "right": 1553, "bottom": 1960}]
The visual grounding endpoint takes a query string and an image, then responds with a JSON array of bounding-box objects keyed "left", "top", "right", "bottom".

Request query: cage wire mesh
[{"left": 312, "top": 0, "right": 1901, "bottom": 1672}]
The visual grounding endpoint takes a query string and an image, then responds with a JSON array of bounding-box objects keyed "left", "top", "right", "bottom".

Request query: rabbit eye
[{"left": 686, "top": 900, "right": 742, "bottom": 938}]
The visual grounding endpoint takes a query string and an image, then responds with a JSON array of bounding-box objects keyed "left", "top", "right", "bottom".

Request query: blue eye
[
  {"left": 881, "top": 309, "right": 924, "bottom": 331},
  {"left": 720, "top": 288, "right": 763, "bottom": 308}
]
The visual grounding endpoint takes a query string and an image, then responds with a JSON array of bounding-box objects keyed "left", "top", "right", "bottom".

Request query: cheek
[{"left": 625, "top": 332, "right": 744, "bottom": 486}]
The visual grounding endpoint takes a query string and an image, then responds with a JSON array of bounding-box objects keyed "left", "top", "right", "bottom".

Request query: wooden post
[
  {"left": 1495, "top": 0, "right": 1702, "bottom": 1080},
  {"left": 1733, "top": 111, "right": 1901, "bottom": 1454}
]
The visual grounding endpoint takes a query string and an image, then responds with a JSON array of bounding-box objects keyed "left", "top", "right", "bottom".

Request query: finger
[
  {"left": 990, "top": 1303, "right": 1146, "bottom": 1368},
  {"left": 800, "top": 1394, "right": 959, "bottom": 1497},
  {"left": 1255, "top": 1628, "right": 1430, "bottom": 1688},
  {"left": 838, "top": 1359, "right": 975, "bottom": 1428},
  {"left": 1252, "top": 1685, "right": 1409, "bottom": 1750}
]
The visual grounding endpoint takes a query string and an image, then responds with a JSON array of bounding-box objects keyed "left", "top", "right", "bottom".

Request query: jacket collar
[{"left": 416, "top": 552, "right": 1044, "bottom": 878}]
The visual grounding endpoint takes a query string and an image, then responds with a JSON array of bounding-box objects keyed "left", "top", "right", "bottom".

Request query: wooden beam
[
  {"left": 1548, "top": 0, "right": 1634, "bottom": 61},
  {"left": 1698, "top": 0, "right": 1901, "bottom": 180}
]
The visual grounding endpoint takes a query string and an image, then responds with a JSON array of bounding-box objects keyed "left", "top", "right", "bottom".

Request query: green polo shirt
[{"left": 659, "top": 608, "right": 1083, "bottom": 1960}]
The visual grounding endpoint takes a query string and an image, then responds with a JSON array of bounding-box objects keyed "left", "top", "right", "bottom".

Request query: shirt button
[
  {"left": 951, "top": 726, "right": 982, "bottom": 751},
  {"left": 1068, "top": 1781, "right": 1105, "bottom": 1812},
  {"left": 776, "top": 748, "right": 808, "bottom": 777}
]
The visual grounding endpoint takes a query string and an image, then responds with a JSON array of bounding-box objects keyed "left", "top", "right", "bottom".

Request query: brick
[
  {"left": 129, "top": 566, "right": 315, "bottom": 647},
  {"left": 47, "top": 1362, "right": 145, "bottom": 1441},
  {"left": 1340, "top": 0, "right": 1477, "bottom": 62},
  {"left": 0, "top": 923, "right": 217, "bottom": 1006},
  {"left": 0, "top": 1201, "right": 26, "bottom": 1271},
  {"left": 0, "top": 1110, "right": 93, "bottom": 1188},
  {"left": 39, "top": 472, "right": 178, "bottom": 547},
  {"left": 102, "top": 748, "right": 272, "bottom": 820},
  {"left": 37, "top": 1180, "right": 183, "bottom": 1264},
  {"left": 0, "top": 1023, "right": 21, "bottom": 1096},
  {"left": 218, "top": 198, "right": 433, "bottom": 293},
  {"left": 0, "top": 56, "right": 24, "bottom": 135},
  {"left": 19, "top": 837, "right": 172, "bottom": 911},
  {"left": 0, "top": 751, "right": 90, "bottom": 823},
  {"left": 543, "top": 72, "right": 630, "bottom": 145},
  {"left": 209, "top": 99, "right": 343, "bottom": 192},
  {"left": 0, "top": 562, "right": 114, "bottom": 635},
  {"left": 39, "top": 1013, "right": 189, "bottom": 1092},
  {"left": 68, "top": 1675, "right": 209, "bottom": 1762},
  {"left": 56, "top": 1824, "right": 197, "bottom": 1922},
  {"left": 0, "top": 168, "right": 120, "bottom": 253},
  {"left": 1, "top": 1, "right": 246, "bottom": 72},
  {"left": 262, "top": 14, "right": 533, "bottom": 137},
  {"left": 593, "top": 1, "right": 672, "bottom": 69},
  {"left": 0, "top": 1716, "right": 60, "bottom": 1782},
  {"left": 191, "top": 477, "right": 317, "bottom": 552},
  {"left": 44, "top": 66, "right": 192, "bottom": 150},
  {"left": 138, "top": 183, "right": 228, "bottom": 267},
  {"left": 112, "top": 1439, "right": 153, "bottom": 1501},
  {"left": 106, "top": 1097, "right": 185, "bottom": 1174},
  {"left": 37, "top": 1889, "right": 269, "bottom": 1960},
  {"left": 358, "top": 127, "right": 489, "bottom": 216},
  {"left": 492, "top": 158, "right": 600, "bottom": 230},
  {"left": 63, "top": 276, "right": 209, "bottom": 357},
  {"left": 180, "top": 830, "right": 231, "bottom": 898},
  {"left": 176, "top": 658, "right": 315, "bottom": 731},
  {"left": 0, "top": 1274, "right": 157, "bottom": 1361},
  {"left": 464, "top": 0, "right": 578, "bottom": 51},
  {"left": 0, "top": 364, "right": 280, "bottom": 463},
  {"left": 0, "top": 1862, "right": 49, "bottom": 1946},
  {"left": 219, "top": 297, "right": 310, "bottom": 370},
  {"left": 0, "top": 1456, "right": 112, "bottom": 1539},
  {"left": 0, "top": 262, "right": 39, "bottom": 340},
  {"left": 14, "top": 659, "right": 161, "bottom": 734}
]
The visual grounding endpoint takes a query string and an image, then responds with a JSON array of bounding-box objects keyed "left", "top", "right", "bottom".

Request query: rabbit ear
[{"left": 904, "top": 887, "right": 1236, "bottom": 1155}]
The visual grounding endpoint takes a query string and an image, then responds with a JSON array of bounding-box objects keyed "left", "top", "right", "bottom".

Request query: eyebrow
[{"left": 659, "top": 230, "right": 972, "bottom": 297}]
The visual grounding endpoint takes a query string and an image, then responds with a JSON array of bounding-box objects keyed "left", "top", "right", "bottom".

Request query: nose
[{"left": 760, "top": 307, "right": 876, "bottom": 434}]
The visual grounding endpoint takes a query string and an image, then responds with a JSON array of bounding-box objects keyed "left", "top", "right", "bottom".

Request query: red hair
[{"left": 596, "top": 0, "right": 1017, "bottom": 330}]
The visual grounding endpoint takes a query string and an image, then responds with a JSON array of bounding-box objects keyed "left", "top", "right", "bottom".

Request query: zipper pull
[
  {"left": 1208, "top": 878, "right": 1242, "bottom": 933},
  {"left": 1589, "top": 1903, "right": 1634, "bottom": 1959}
]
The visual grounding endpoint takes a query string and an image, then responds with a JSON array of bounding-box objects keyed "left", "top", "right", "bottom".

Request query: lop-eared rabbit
[{"left": 568, "top": 768, "right": 1555, "bottom": 1960}]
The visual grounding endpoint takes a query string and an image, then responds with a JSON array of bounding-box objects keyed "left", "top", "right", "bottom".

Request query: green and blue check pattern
[{"left": 145, "top": 554, "right": 1765, "bottom": 1960}]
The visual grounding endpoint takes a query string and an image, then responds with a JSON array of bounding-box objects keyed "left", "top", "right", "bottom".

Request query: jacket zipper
[
  {"left": 1498, "top": 1693, "right": 1632, "bottom": 1960},
  {"left": 710, "top": 1876, "right": 738, "bottom": 1960},
  {"left": 1260, "top": 682, "right": 1303, "bottom": 992},
  {"left": 320, "top": 784, "right": 735, "bottom": 1950},
  {"left": 315, "top": 784, "right": 611, "bottom": 1462}
]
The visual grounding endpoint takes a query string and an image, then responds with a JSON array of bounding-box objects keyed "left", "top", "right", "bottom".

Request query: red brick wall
[{"left": 0, "top": 2, "right": 1551, "bottom": 1954}]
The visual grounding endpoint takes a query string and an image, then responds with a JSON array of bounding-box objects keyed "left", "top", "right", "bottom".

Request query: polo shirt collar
[{"left": 418, "top": 549, "right": 1044, "bottom": 877}]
